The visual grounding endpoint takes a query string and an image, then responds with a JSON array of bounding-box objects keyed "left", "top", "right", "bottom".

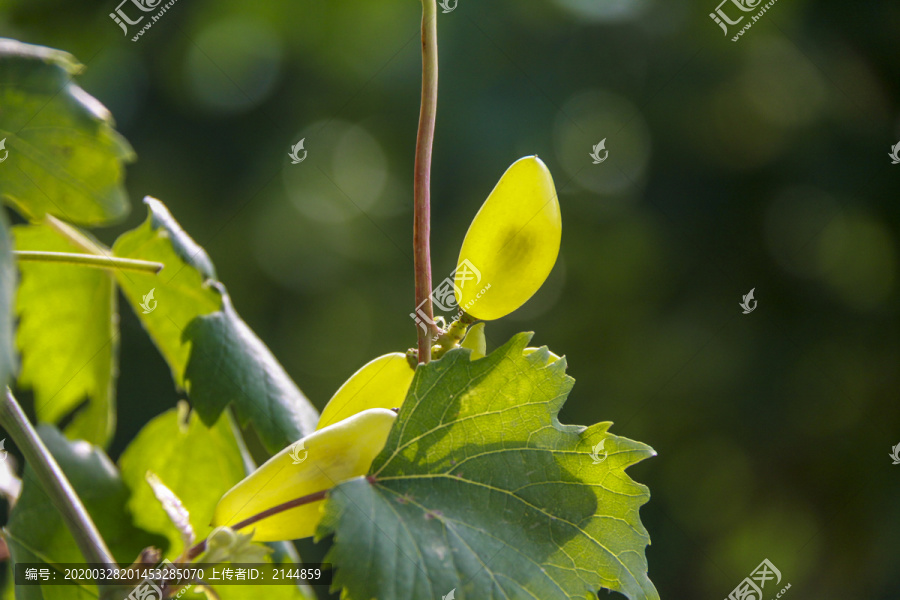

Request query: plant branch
[
  {"left": 0, "top": 388, "right": 118, "bottom": 569},
  {"left": 413, "top": 0, "right": 440, "bottom": 364},
  {"left": 14, "top": 251, "right": 163, "bottom": 274}
]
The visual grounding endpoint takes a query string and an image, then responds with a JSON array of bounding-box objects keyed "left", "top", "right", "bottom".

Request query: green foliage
[
  {"left": 5, "top": 426, "right": 165, "bottom": 599},
  {"left": 113, "top": 199, "right": 319, "bottom": 453},
  {"left": 320, "top": 333, "right": 657, "bottom": 600},
  {"left": 119, "top": 405, "right": 314, "bottom": 600},
  {"left": 13, "top": 223, "right": 117, "bottom": 446},
  {"left": 0, "top": 31, "right": 660, "bottom": 600},
  {"left": 111, "top": 197, "right": 220, "bottom": 384},
  {"left": 182, "top": 295, "right": 320, "bottom": 453},
  {"left": 0, "top": 38, "right": 133, "bottom": 226},
  {"left": 0, "top": 209, "right": 14, "bottom": 388},
  {"left": 118, "top": 403, "right": 245, "bottom": 560}
]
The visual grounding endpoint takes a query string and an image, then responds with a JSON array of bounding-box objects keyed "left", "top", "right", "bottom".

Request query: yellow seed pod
[
  {"left": 212, "top": 408, "right": 397, "bottom": 542},
  {"left": 316, "top": 353, "right": 415, "bottom": 430},
  {"left": 455, "top": 156, "right": 561, "bottom": 320}
]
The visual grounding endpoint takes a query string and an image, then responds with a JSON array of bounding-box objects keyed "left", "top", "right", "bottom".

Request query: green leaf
[
  {"left": 111, "top": 197, "right": 220, "bottom": 385},
  {"left": 5, "top": 426, "right": 166, "bottom": 600},
  {"left": 0, "top": 38, "right": 133, "bottom": 225},
  {"left": 113, "top": 198, "right": 319, "bottom": 453},
  {"left": 118, "top": 405, "right": 314, "bottom": 600},
  {"left": 118, "top": 403, "right": 246, "bottom": 561},
  {"left": 182, "top": 293, "right": 319, "bottom": 453},
  {"left": 12, "top": 223, "right": 117, "bottom": 447},
  {"left": 320, "top": 333, "right": 658, "bottom": 600},
  {"left": 0, "top": 209, "right": 15, "bottom": 388}
]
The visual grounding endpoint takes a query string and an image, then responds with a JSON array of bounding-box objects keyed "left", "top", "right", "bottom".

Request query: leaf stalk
[{"left": 14, "top": 251, "right": 163, "bottom": 274}]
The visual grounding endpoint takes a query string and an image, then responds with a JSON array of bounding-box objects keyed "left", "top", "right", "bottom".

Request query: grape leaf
[
  {"left": 5, "top": 426, "right": 165, "bottom": 600},
  {"left": 0, "top": 209, "right": 15, "bottom": 389},
  {"left": 118, "top": 402, "right": 245, "bottom": 560},
  {"left": 13, "top": 223, "right": 117, "bottom": 447},
  {"left": 319, "top": 333, "right": 658, "bottom": 600},
  {"left": 0, "top": 38, "right": 133, "bottom": 225},
  {"left": 113, "top": 198, "right": 319, "bottom": 453}
]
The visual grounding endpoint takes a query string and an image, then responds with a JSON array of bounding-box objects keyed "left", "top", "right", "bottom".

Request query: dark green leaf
[
  {"left": 13, "top": 223, "right": 117, "bottom": 447},
  {"left": 113, "top": 198, "right": 318, "bottom": 453},
  {"left": 0, "top": 38, "right": 133, "bottom": 225},
  {"left": 5, "top": 426, "right": 166, "bottom": 599},
  {"left": 320, "top": 333, "right": 658, "bottom": 600},
  {"left": 0, "top": 209, "right": 15, "bottom": 388},
  {"left": 182, "top": 293, "right": 319, "bottom": 454}
]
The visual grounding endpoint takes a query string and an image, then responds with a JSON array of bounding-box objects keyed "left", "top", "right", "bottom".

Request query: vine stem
[
  {"left": 413, "top": 0, "right": 439, "bottom": 364},
  {"left": 14, "top": 251, "right": 163, "bottom": 274},
  {"left": 0, "top": 389, "right": 118, "bottom": 569}
]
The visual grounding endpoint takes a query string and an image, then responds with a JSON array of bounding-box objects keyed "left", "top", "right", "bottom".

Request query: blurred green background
[{"left": 2, "top": 0, "right": 899, "bottom": 597}]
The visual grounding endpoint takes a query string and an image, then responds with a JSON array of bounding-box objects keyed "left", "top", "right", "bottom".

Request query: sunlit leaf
[
  {"left": 113, "top": 198, "right": 319, "bottom": 452},
  {"left": 320, "top": 333, "right": 657, "bottom": 600},
  {"left": 13, "top": 223, "right": 117, "bottom": 446},
  {"left": 111, "top": 196, "right": 220, "bottom": 385},
  {"left": 0, "top": 39, "right": 133, "bottom": 225},
  {"left": 118, "top": 402, "right": 245, "bottom": 561}
]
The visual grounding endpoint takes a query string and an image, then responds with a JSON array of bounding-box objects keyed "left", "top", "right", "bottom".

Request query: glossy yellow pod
[
  {"left": 455, "top": 156, "right": 561, "bottom": 320},
  {"left": 212, "top": 408, "right": 397, "bottom": 542},
  {"left": 317, "top": 353, "right": 415, "bottom": 430}
]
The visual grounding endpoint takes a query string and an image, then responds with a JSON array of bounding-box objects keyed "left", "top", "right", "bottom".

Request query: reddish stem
[{"left": 413, "top": 0, "right": 439, "bottom": 364}]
